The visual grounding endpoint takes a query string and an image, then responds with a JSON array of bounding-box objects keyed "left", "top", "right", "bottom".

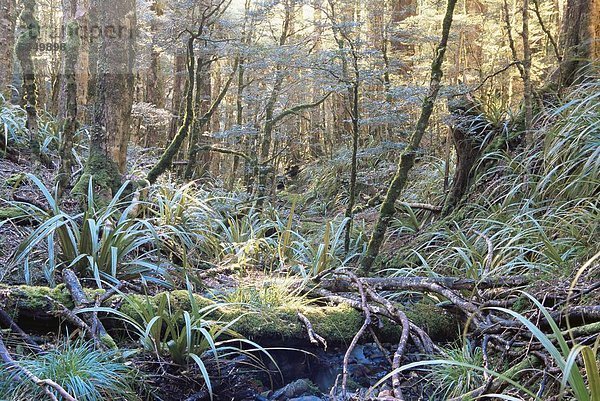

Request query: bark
[
  {"left": 361, "top": 0, "right": 458, "bottom": 273},
  {"left": 555, "top": 0, "right": 599, "bottom": 87},
  {"left": 0, "top": 0, "right": 16, "bottom": 96},
  {"left": 15, "top": 0, "right": 50, "bottom": 166},
  {"left": 57, "top": 2, "right": 80, "bottom": 195},
  {"left": 442, "top": 97, "right": 493, "bottom": 215},
  {"left": 74, "top": 0, "right": 136, "bottom": 195}
]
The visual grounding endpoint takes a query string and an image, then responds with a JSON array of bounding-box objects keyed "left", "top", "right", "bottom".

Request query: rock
[{"left": 270, "top": 379, "right": 320, "bottom": 400}]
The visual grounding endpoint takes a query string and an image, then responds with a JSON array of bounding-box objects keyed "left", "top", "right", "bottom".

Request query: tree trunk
[
  {"left": 0, "top": 0, "right": 16, "bottom": 96},
  {"left": 442, "top": 97, "right": 491, "bottom": 215},
  {"left": 16, "top": 0, "right": 50, "bottom": 167},
  {"left": 74, "top": 0, "right": 136, "bottom": 196},
  {"left": 185, "top": 57, "right": 212, "bottom": 180},
  {"left": 144, "top": 0, "right": 165, "bottom": 147},
  {"left": 556, "top": 0, "right": 599, "bottom": 87},
  {"left": 168, "top": 51, "right": 187, "bottom": 142},
  {"left": 57, "top": 0, "right": 80, "bottom": 194},
  {"left": 521, "top": 0, "right": 533, "bottom": 144},
  {"left": 361, "top": 0, "right": 458, "bottom": 273},
  {"left": 147, "top": 36, "right": 196, "bottom": 185}
]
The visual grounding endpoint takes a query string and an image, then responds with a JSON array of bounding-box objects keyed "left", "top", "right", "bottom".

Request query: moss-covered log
[{"left": 0, "top": 285, "right": 456, "bottom": 343}]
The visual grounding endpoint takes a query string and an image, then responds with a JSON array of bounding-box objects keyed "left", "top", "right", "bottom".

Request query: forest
[{"left": 0, "top": 0, "right": 598, "bottom": 399}]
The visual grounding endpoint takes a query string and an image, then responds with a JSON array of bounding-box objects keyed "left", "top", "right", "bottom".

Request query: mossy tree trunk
[
  {"left": 57, "top": 1, "right": 80, "bottom": 195},
  {"left": 75, "top": 0, "right": 136, "bottom": 196},
  {"left": 555, "top": 0, "right": 599, "bottom": 88},
  {"left": 0, "top": 0, "right": 16, "bottom": 96},
  {"left": 15, "top": 0, "right": 50, "bottom": 167},
  {"left": 442, "top": 97, "right": 492, "bottom": 215},
  {"left": 147, "top": 35, "right": 196, "bottom": 185},
  {"left": 147, "top": 41, "right": 238, "bottom": 185},
  {"left": 361, "top": 0, "right": 458, "bottom": 273}
]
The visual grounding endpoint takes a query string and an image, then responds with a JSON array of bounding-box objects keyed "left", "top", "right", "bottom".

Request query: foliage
[
  {"left": 0, "top": 95, "right": 27, "bottom": 150},
  {"left": 219, "top": 276, "right": 314, "bottom": 315},
  {"left": 426, "top": 340, "right": 485, "bottom": 399},
  {"left": 373, "top": 292, "right": 600, "bottom": 400},
  {"left": 0, "top": 340, "right": 135, "bottom": 401},
  {"left": 383, "top": 80, "right": 600, "bottom": 279},
  {"left": 84, "top": 285, "right": 275, "bottom": 399},
  {"left": 11, "top": 175, "right": 170, "bottom": 286}
]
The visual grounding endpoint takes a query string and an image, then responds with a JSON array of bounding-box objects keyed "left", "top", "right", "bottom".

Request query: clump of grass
[
  {"left": 11, "top": 175, "right": 171, "bottom": 287},
  {"left": 426, "top": 341, "right": 485, "bottom": 399},
  {"left": 219, "top": 276, "right": 314, "bottom": 313},
  {"left": 0, "top": 340, "right": 135, "bottom": 401},
  {"left": 383, "top": 79, "right": 600, "bottom": 280}
]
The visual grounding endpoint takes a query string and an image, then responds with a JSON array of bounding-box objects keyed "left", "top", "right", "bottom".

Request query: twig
[
  {"left": 297, "top": 312, "right": 328, "bottom": 350},
  {"left": 44, "top": 296, "right": 97, "bottom": 345},
  {"left": 340, "top": 271, "right": 371, "bottom": 400},
  {"left": 473, "top": 230, "right": 494, "bottom": 275},
  {"left": 369, "top": 327, "right": 393, "bottom": 366},
  {"left": 365, "top": 287, "right": 409, "bottom": 400},
  {"left": 62, "top": 269, "right": 115, "bottom": 348},
  {"left": 0, "top": 308, "right": 44, "bottom": 354},
  {"left": 320, "top": 275, "right": 529, "bottom": 293}
]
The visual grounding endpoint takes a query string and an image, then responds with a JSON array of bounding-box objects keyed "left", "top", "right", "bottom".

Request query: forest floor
[{"left": 1, "top": 82, "right": 599, "bottom": 400}]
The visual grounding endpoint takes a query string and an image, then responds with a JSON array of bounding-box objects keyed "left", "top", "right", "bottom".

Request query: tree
[
  {"left": 555, "top": 0, "right": 599, "bottom": 88},
  {"left": 0, "top": 0, "right": 16, "bottom": 96},
  {"left": 146, "top": 0, "right": 235, "bottom": 184},
  {"left": 324, "top": 0, "right": 362, "bottom": 253},
  {"left": 57, "top": 0, "right": 81, "bottom": 194},
  {"left": 75, "top": 0, "right": 136, "bottom": 196},
  {"left": 16, "top": 0, "right": 50, "bottom": 167},
  {"left": 361, "top": 0, "right": 459, "bottom": 273}
]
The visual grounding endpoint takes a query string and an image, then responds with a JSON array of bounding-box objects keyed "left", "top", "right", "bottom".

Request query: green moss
[
  {"left": 2, "top": 285, "right": 457, "bottom": 344},
  {"left": 72, "top": 151, "right": 122, "bottom": 198},
  {"left": 405, "top": 302, "right": 457, "bottom": 340},
  {"left": 5, "top": 173, "right": 26, "bottom": 188},
  {"left": 0, "top": 284, "right": 105, "bottom": 318},
  {"left": 0, "top": 207, "right": 26, "bottom": 220}
]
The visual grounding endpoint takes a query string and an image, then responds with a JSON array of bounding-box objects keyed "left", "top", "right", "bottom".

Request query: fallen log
[
  {"left": 0, "top": 284, "right": 455, "bottom": 343},
  {"left": 319, "top": 275, "right": 530, "bottom": 293}
]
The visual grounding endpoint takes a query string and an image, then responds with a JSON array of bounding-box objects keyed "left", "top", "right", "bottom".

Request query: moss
[
  {"left": 72, "top": 151, "right": 122, "bottom": 198},
  {"left": 0, "top": 207, "right": 26, "bottom": 220},
  {"left": 405, "top": 302, "right": 457, "bottom": 340},
  {"left": 5, "top": 173, "right": 26, "bottom": 188},
  {"left": 0, "top": 284, "right": 105, "bottom": 318},
  {"left": 2, "top": 285, "right": 457, "bottom": 344}
]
